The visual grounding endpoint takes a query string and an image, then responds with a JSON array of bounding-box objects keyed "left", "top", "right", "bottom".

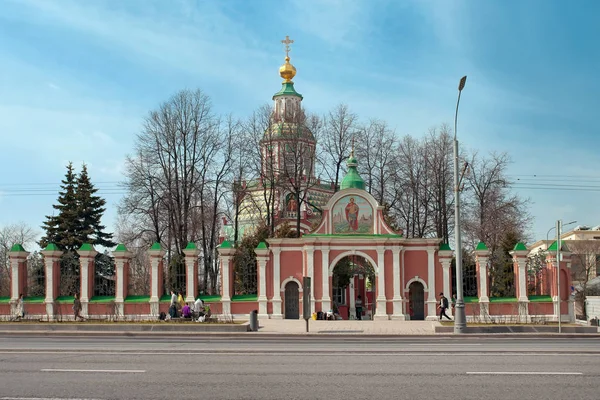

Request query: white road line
[
  {"left": 466, "top": 371, "right": 583, "bottom": 375},
  {"left": 40, "top": 369, "right": 145, "bottom": 373},
  {"left": 409, "top": 343, "right": 482, "bottom": 346},
  {"left": 0, "top": 350, "right": 597, "bottom": 356},
  {"left": 1, "top": 398, "right": 104, "bottom": 400}
]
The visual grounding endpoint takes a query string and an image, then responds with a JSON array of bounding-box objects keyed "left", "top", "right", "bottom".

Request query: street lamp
[
  {"left": 549, "top": 220, "right": 576, "bottom": 334},
  {"left": 546, "top": 220, "right": 576, "bottom": 249},
  {"left": 453, "top": 76, "right": 467, "bottom": 334}
]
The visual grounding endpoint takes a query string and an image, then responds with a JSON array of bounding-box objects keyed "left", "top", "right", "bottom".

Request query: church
[
  {"left": 1, "top": 37, "right": 570, "bottom": 324},
  {"left": 218, "top": 36, "right": 448, "bottom": 321}
]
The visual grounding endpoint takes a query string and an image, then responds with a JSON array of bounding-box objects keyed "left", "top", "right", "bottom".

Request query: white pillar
[
  {"left": 375, "top": 247, "right": 387, "bottom": 320},
  {"left": 441, "top": 257, "right": 452, "bottom": 317},
  {"left": 183, "top": 244, "right": 200, "bottom": 304},
  {"left": 426, "top": 249, "right": 437, "bottom": 320},
  {"left": 256, "top": 256, "right": 268, "bottom": 318},
  {"left": 271, "top": 247, "right": 282, "bottom": 319},
  {"left": 113, "top": 256, "right": 127, "bottom": 317},
  {"left": 221, "top": 255, "right": 231, "bottom": 315},
  {"left": 306, "top": 247, "right": 315, "bottom": 314},
  {"left": 321, "top": 246, "right": 331, "bottom": 313},
  {"left": 477, "top": 256, "right": 489, "bottom": 302},
  {"left": 41, "top": 246, "right": 62, "bottom": 321},
  {"left": 392, "top": 246, "right": 404, "bottom": 320}
]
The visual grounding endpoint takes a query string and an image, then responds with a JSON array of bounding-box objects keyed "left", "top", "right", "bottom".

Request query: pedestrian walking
[
  {"left": 438, "top": 292, "right": 452, "bottom": 321},
  {"left": 73, "top": 293, "right": 85, "bottom": 321},
  {"left": 355, "top": 295, "right": 363, "bottom": 320}
]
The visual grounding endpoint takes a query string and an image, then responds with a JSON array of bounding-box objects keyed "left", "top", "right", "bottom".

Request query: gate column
[{"left": 374, "top": 247, "right": 388, "bottom": 320}]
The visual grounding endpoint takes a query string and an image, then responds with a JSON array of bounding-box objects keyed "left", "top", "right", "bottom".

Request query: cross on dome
[{"left": 281, "top": 35, "right": 294, "bottom": 58}]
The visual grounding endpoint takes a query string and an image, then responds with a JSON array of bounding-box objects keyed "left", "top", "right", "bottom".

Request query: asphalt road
[{"left": 0, "top": 336, "right": 598, "bottom": 400}]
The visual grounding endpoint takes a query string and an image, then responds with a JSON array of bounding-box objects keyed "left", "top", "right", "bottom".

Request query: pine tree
[
  {"left": 76, "top": 164, "right": 116, "bottom": 248},
  {"left": 40, "top": 162, "right": 81, "bottom": 251}
]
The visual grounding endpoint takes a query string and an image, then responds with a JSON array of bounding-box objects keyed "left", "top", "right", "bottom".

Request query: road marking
[
  {"left": 1, "top": 398, "right": 104, "bottom": 400},
  {"left": 466, "top": 371, "right": 583, "bottom": 375},
  {"left": 1, "top": 350, "right": 599, "bottom": 357},
  {"left": 409, "top": 343, "right": 482, "bottom": 346},
  {"left": 40, "top": 369, "right": 145, "bottom": 373}
]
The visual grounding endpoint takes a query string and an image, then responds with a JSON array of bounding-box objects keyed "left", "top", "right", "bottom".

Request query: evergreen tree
[
  {"left": 40, "top": 162, "right": 80, "bottom": 251},
  {"left": 76, "top": 164, "right": 116, "bottom": 248}
]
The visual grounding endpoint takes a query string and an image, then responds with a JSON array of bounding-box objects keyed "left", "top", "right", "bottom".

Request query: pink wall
[
  {"left": 124, "top": 303, "right": 150, "bottom": 315},
  {"left": 232, "top": 302, "right": 257, "bottom": 314},
  {"left": 314, "top": 251, "right": 323, "bottom": 302},
  {"left": 280, "top": 250, "right": 303, "bottom": 288},
  {"left": 0, "top": 304, "right": 9, "bottom": 315},
  {"left": 403, "top": 250, "right": 428, "bottom": 289},
  {"left": 25, "top": 303, "right": 45, "bottom": 315},
  {"left": 383, "top": 250, "right": 391, "bottom": 314}
]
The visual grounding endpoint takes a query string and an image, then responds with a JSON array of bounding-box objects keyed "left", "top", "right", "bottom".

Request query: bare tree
[
  {"left": 423, "top": 125, "right": 454, "bottom": 243},
  {"left": 0, "top": 223, "right": 38, "bottom": 296},
  {"left": 318, "top": 104, "right": 357, "bottom": 192},
  {"left": 463, "top": 151, "right": 531, "bottom": 251},
  {"left": 568, "top": 240, "right": 600, "bottom": 316},
  {"left": 390, "top": 135, "right": 432, "bottom": 238},
  {"left": 120, "top": 89, "right": 232, "bottom": 294},
  {"left": 355, "top": 119, "right": 397, "bottom": 205},
  {"left": 277, "top": 109, "right": 324, "bottom": 236},
  {"left": 242, "top": 104, "right": 280, "bottom": 236}
]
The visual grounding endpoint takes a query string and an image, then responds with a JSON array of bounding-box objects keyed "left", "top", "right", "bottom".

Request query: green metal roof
[
  {"left": 79, "top": 243, "right": 94, "bottom": 251},
  {"left": 114, "top": 243, "right": 129, "bottom": 252},
  {"left": 439, "top": 243, "right": 452, "bottom": 251},
  {"left": 340, "top": 154, "right": 365, "bottom": 190},
  {"left": 44, "top": 243, "right": 59, "bottom": 251},
  {"left": 220, "top": 240, "right": 233, "bottom": 249},
  {"left": 475, "top": 242, "right": 488, "bottom": 251},
  {"left": 185, "top": 242, "right": 197, "bottom": 250},
  {"left": 272, "top": 82, "right": 303, "bottom": 99},
  {"left": 10, "top": 244, "right": 26, "bottom": 252},
  {"left": 548, "top": 240, "right": 569, "bottom": 252},
  {"left": 150, "top": 242, "right": 161, "bottom": 250},
  {"left": 256, "top": 242, "right": 268, "bottom": 249},
  {"left": 513, "top": 242, "right": 528, "bottom": 251}
]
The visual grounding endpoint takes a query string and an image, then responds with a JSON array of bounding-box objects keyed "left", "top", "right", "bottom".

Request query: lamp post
[
  {"left": 453, "top": 76, "right": 467, "bottom": 334},
  {"left": 546, "top": 220, "right": 575, "bottom": 333},
  {"left": 546, "top": 220, "right": 576, "bottom": 249}
]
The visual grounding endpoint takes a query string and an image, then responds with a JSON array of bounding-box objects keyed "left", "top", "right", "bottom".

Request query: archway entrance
[
  {"left": 284, "top": 281, "right": 300, "bottom": 319},
  {"left": 408, "top": 281, "right": 425, "bottom": 320},
  {"left": 331, "top": 255, "right": 376, "bottom": 320}
]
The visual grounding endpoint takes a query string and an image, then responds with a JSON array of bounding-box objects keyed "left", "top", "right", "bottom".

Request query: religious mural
[{"left": 332, "top": 195, "right": 373, "bottom": 234}]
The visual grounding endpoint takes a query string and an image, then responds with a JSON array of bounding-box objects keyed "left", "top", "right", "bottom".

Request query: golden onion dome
[{"left": 279, "top": 56, "right": 296, "bottom": 83}]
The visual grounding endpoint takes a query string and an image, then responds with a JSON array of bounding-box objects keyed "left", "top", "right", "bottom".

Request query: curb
[{"left": 1, "top": 330, "right": 599, "bottom": 339}]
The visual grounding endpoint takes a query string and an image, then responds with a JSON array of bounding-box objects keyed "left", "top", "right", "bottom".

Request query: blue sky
[{"left": 1, "top": 0, "right": 599, "bottom": 247}]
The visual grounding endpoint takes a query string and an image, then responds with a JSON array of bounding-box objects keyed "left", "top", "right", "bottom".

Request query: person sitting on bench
[{"left": 182, "top": 303, "right": 192, "bottom": 319}]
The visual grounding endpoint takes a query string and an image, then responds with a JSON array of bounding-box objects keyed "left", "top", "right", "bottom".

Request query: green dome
[
  {"left": 263, "top": 122, "right": 315, "bottom": 142},
  {"left": 273, "top": 82, "right": 303, "bottom": 99},
  {"left": 340, "top": 153, "right": 365, "bottom": 190}
]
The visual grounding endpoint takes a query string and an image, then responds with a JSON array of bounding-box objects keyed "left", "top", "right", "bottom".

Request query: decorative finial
[
  {"left": 279, "top": 35, "right": 297, "bottom": 83},
  {"left": 281, "top": 35, "right": 294, "bottom": 58},
  {"left": 351, "top": 136, "right": 355, "bottom": 157}
]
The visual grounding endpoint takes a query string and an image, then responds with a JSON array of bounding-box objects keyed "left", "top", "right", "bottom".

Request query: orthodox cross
[
  {"left": 281, "top": 35, "right": 294, "bottom": 58},
  {"left": 351, "top": 136, "right": 355, "bottom": 156}
]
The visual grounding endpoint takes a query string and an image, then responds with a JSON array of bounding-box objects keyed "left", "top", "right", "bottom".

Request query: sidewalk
[{"left": 256, "top": 319, "right": 439, "bottom": 335}]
